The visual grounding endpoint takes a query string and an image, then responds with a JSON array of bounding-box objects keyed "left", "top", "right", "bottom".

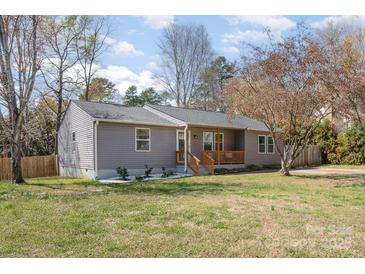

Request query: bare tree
[
  {"left": 225, "top": 28, "right": 333, "bottom": 175},
  {"left": 318, "top": 22, "right": 365, "bottom": 126},
  {"left": 41, "top": 16, "right": 82, "bottom": 155},
  {"left": 156, "top": 23, "right": 213, "bottom": 107},
  {"left": 0, "top": 16, "right": 43, "bottom": 183},
  {"left": 0, "top": 107, "right": 10, "bottom": 157},
  {"left": 76, "top": 16, "right": 109, "bottom": 101}
]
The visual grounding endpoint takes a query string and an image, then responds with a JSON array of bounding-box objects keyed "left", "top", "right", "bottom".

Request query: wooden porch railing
[
  {"left": 176, "top": 150, "right": 244, "bottom": 175},
  {"left": 176, "top": 150, "right": 184, "bottom": 164},
  {"left": 204, "top": 150, "right": 244, "bottom": 164},
  {"left": 187, "top": 152, "right": 200, "bottom": 175},
  {"left": 176, "top": 150, "right": 200, "bottom": 175},
  {"left": 202, "top": 151, "right": 215, "bottom": 175}
]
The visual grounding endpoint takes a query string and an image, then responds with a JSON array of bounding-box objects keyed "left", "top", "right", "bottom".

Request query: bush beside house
[{"left": 313, "top": 119, "right": 365, "bottom": 165}]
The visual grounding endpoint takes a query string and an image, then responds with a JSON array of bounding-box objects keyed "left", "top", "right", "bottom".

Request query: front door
[{"left": 176, "top": 130, "right": 191, "bottom": 152}]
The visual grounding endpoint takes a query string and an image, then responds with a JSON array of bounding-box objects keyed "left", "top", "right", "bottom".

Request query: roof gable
[{"left": 71, "top": 100, "right": 177, "bottom": 127}]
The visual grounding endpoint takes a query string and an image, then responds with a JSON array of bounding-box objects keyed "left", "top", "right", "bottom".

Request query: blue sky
[{"left": 96, "top": 15, "right": 360, "bottom": 96}]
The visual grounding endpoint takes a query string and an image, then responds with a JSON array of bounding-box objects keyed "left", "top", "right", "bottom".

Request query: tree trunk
[
  {"left": 280, "top": 157, "right": 292, "bottom": 176},
  {"left": 280, "top": 164, "right": 291, "bottom": 176},
  {"left": 11, "top": 143, "right": 24, "bottom": 184}
]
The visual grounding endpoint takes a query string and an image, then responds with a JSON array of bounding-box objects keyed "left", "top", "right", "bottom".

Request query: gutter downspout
[
  {"left": 94, "top": 120, "right": 99, "bottom": 179},
  {"left": 184, "top": 125, "right": 188, "bottom": 173}
]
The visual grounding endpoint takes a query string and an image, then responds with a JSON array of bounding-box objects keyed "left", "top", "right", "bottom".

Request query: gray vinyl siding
[
  {"left": 189, "top": 127, "right": 238, "bottom": 160},
  {"left": 97, "top": 122, "right": 178, "bottom": 170},
  {"left": 235, "top": 130, "right": 245, "bottom": 151},
  {"left": 244, "top": 130, "right": 282, "bottom": 166},
  {"left": 58, "top": 102, "right": 95, "bottom": 170}
]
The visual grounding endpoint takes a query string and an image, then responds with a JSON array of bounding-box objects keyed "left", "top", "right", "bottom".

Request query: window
[
  {"left": 71, "top": 132, "right": 77, "bottom": 153},
  {"left": 267, "top": 136, "right": 275, "bottom": 154},
  {"left": 135, "top": 128, "right": 150, "bottom": 152},
  {"left": 214, "top": 132, "right": 224, "bottom": 150},
  {"left": 177, "top": 130, "right": 185, "bottom": 151},
  {"left": 258, "top": 135, "right": 266, "bottom": 153},
  {"left": 203, "top": 132, "right": 214, "bottom": 151}
]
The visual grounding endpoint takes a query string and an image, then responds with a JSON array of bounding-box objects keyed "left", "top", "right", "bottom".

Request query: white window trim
[
  {"left": 203, "top": 131, "right": 214, "bottom": 151},
  {"left": 135, "top": 127, "right": 151, "bottom": 152},
  {"left": 267, "top": 136, "right": 275, "bottom": 154},
  {"left": 214, "top": 132, "right": 225, "bottom": 150},
  {"left": 176, "top": 129, "right": 183, "bottom": 151},
  {"left": 258, "top": 135, "right": 266, "bottom": 154},
  {"left": 176, "top": 129, "right": 191, "bottom": 152}
]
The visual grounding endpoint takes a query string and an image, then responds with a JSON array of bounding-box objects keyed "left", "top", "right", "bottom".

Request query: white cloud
[
  {"left": 222, "top": 30, "right": 268, "bottom": 45},
  {"left": 222, "top": 16, "right": 295, "bottom": 46},
  {"left": 227, "top": 15, "right": 296, "bottom": 32},
  {"left": 96, "top": 65, "right": 162, "bottom": 95},
  {"left": 311, "top": 15, "right": 365, "bottom": 29},
  {"left": 105, "top": 37, "right": 144, "bottom": 57},
  {"left": 221, "top": 46, "right": 239, "bottom": 54},
  {"left": 145, "top": 61, "right": 160, "bottom": 72},
  {"left": 142, "top": 15, "right": 174, "bottom": 29}
]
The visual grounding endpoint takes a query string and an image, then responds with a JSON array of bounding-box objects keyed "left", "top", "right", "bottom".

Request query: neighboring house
[
  {"left": 324, "top": 106, "right": 365, "bottom": 132},
  {"left": 58, "top": 100, "right": 282, "bottom": 179}
]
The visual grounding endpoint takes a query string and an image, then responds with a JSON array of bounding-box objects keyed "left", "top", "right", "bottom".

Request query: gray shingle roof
[
  {"left": 146, "top": 104, "right": 269, "bottom": 131},
  {"left": 72, "top": 100, "right": 177, "bottom": 127},
  {"left": 72, "top": 100, "right": 269, "bottom": 131}
]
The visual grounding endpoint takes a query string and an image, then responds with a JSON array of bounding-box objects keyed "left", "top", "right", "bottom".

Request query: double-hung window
[
  {"left": 135, "top": 128, "right": 150, "bottom": 152},
  {"left": 214, "top": 132, "right": 224, "bottom": 151},
  {"left": 203, "top": 132, "right": 214, "bottom": 151},
  {"left": 204, "top": 132, "right": 225, "bottom": 151},
  {"left": 258, "top": 135, "right": 275, "bottom": 154},
  {"left": 267, "top": 136, "right": 275, "bottom": 154},
  {"left": 258, "top": 135, "right": 266, "bottom": 154}
]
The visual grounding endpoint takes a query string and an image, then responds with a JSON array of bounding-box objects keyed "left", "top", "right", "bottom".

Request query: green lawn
[{"left": 1, "top": 172, "right": 365, "bottom": 257}]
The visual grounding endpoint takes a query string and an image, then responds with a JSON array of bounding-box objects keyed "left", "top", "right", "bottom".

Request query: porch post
[
  {"left": 217, "top": 128, "right": 220, "bottom": 166},
  {"left": 184, "top": 125, "right": 188, "bottom": 173}
]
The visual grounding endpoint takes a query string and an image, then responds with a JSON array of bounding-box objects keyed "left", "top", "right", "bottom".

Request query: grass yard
[{"left": 1, "top": 172, "right": 365, "bottom": 257}]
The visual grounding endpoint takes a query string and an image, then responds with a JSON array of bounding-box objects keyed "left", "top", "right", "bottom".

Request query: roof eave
[
  {"left": 186, "top": 122, "right": 249, "bottom": 130},
  {"left": 95, "top": 118, "right": 181, "bottom": 128}
]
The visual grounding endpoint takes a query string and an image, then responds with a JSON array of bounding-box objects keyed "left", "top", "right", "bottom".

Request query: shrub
[
  {"left": 262, "top": 164, "right": 281, "bottom": 170},
  {"left": 312, "top": 118, "right": 337, "bottom": 164},
  {"left": 144, "top": 164, "right": 153, "bottom": 177},
  {"left": 312, "top": 120, "right": 365, "bottom": 165},
  {"left": 332, "top": 123, "right": 365, "bottom": 165},
  {"left": 214, "top": 165, "right": 262, "bottom": 175},
  {"left": 161, "top": 167, "right": 174, "bottom": 178},
  {"left": 134, "top": 176, "right": 144, "bottom": 182},
  {"left": 116, "top": 167, "right": 129, "bottom": 180},
  {"left": 245, "top": 164, "right": 261, "bottom": 171}
]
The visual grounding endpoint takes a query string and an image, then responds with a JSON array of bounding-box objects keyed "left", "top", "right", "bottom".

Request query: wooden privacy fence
[
  {"left": 290, "top": 145, "right": 322, "bottom": 168},
  {"left": 0, "top": 155, "right": 58, "bottom": 180}
]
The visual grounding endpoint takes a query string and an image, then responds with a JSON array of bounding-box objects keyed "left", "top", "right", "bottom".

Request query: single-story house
[{"left": 58, "top": 100, "right": 282, "bottom": 179}]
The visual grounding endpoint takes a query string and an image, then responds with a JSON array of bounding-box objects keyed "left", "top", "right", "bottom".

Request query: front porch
[
  {"left": 175, "top": 127, "right": 245, "bottom": 175},
  {"left": 176, "top": 150, "right": 245, "bottom": 175}
]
